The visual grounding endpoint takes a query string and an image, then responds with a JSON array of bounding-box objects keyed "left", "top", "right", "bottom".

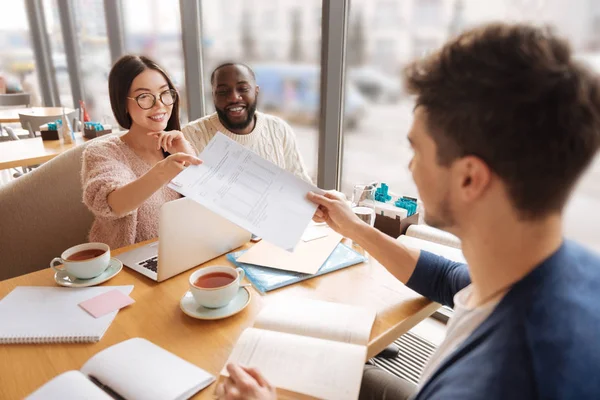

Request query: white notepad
[{"left": 0, "top": 285, "right": 134, "bottom": 344}]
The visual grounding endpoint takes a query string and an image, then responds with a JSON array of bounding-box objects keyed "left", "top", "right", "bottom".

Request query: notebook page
[
  {"left": 223, "top": 328, "right": 365, "bottom": 400},
  {"left": 254, "top": 298, "right": 376, "bottom": 346},
  {"left": 0, "top": 286, "right": 133, "bottom": 343},
  {"left": 405, "top": 224, "right": 462, "bottom": 249},
  {"left": 26, "top": 371, "right": 112, "bottom": 400},
  {"left": 81, "top": 338, "right": 215, "bottom": 400}
]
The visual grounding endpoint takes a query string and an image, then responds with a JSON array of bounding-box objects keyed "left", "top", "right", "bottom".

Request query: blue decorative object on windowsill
[
  {"left": 395, "top": 197, "right": 417, "bottom": 217},
  {"left": 375, "top": 183, "right": 392, "bottom": 202}
]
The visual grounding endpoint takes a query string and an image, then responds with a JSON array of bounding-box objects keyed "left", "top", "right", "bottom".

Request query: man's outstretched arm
[{"left": 308, "top": 192, "right": 471, "bottom": 307}]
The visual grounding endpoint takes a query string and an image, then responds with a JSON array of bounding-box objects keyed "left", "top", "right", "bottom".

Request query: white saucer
[
  {"left": 54, "top": 258, "right": 123, "bottom": 288},
  {"left": 180, "top": 287, "right": 251, "bottom": 320}
]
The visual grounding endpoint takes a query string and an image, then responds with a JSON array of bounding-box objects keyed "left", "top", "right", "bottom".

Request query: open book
[
  {"left": 399, "top": 224, "right": 465, "bottom": 263},
  {"left": 27, "top": 338, "right": 214, "bottom": 400},
  {"left": 221, "top": 298, "right": 376, "bottom": 400}
]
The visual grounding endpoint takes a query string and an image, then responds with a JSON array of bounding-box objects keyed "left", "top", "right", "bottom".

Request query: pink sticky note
[{"left": 79, "top": 289, "right": 135, "bottom": 318}]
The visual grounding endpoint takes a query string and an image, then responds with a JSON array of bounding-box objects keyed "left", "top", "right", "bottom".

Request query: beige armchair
[{"left": 0, "top": 141, "right": 94, "bottom": 280}]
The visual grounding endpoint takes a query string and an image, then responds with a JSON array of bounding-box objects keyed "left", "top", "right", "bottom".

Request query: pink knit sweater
[{"left": 81, "top": 136, "right": 180, "bottom": 249}]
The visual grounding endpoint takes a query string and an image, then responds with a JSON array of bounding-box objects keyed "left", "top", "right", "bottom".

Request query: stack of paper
[{"left": 238, "top": 225, "right": 343, "bottom": 274}]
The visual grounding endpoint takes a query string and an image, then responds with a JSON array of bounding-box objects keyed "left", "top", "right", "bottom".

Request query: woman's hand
[
  {"left": 105, "top": 153, "right": 201, "bottom": 217},
  {"left": 153, "top": 152, "right": 202, "bottom": 184},
  {"left": 148, "top": 130, "right": 196, "bottom": 155}
]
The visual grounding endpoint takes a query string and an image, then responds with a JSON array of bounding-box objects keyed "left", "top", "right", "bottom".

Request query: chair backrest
[
  {"left": 0, "top": 141, "right": 95, "bottom": 280},
  {"left": 2, "top": 126, "right": 20, "bottom": 141},
  {"left": 19, "top": 109, "right": 79, "bottom": 138},
  {"left": 0, "top": 93, "right": 30, "bottom": 107}
]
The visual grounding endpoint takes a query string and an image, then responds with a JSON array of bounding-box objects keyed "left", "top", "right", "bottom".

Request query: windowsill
[{"left": 431, "top": 305, "right": 453, "bottom": 324}]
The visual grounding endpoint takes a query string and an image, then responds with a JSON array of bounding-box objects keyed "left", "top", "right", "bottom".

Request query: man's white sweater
[{"left": 182, "top": 112, "right": 312, "bottom": 183}]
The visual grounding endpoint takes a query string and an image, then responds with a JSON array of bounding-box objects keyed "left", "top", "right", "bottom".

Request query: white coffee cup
[
  {"left": 50, "top": 242, "right": 110, "bottom": 280},
  {"left": 189, "top": 266, "right": 245, "bottom": 308}
]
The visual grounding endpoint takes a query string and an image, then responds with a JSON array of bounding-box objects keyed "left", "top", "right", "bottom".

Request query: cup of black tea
[
  {"left": 189, "top": 266, "right": 245, "bottom": 308},
  {"left": 50, "top": 243, "right": 110, "bottom": 280}
]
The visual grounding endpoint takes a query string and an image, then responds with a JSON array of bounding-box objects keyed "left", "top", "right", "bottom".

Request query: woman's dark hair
[{"left": 108, "top": 55, "right": 181, "bottom": 131}]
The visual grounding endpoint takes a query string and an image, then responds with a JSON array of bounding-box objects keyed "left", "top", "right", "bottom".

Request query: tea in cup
[
  {"left": 50, "top": 242, "right": 110, "bottom": 280},
  {"left": 189, "top": 266, "right": 245, "bottom": 308}
]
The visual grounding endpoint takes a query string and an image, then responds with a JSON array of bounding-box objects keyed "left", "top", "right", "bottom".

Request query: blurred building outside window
[
  {"left": 123, "top": 0, "right": 188, "bottom": 124},
  {"left": 0, "top": 1, "right": 42, "bottom": 106},
  {"left": 72, "top": 0, "right": 114, "bottom": 128},
  {"left": 45, "top": 0, "right": 74, "bottom": 109},
  {"left": 342, "top": 0, "right": 600, "bottom": 252}
]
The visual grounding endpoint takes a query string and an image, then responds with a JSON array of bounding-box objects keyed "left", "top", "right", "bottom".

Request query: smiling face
[
  {"left": 212, "top": 65, "right": 259, "bottom": 132},
  {"left": 126, "top": 69, "right": 174, "bottom": 133}
]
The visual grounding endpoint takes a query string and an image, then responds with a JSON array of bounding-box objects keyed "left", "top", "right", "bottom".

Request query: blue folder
[{"left": 226, "top": 243, "right": 366, "bottom": 293}]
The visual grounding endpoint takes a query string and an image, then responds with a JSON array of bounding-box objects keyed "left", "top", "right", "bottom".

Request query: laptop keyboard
[{"left": 138, "top": 256, "right": 158, "bottom": 273}]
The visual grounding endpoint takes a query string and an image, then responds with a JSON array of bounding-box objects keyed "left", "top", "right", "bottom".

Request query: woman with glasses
[{"left": 81, "top": 55, "right": 201, "bottom": 249}]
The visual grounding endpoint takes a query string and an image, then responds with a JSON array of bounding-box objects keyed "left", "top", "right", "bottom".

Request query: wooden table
[
  {"left": 0, "top": 240, "right": 439, "bottom": 399},
  {"left": 0, "top": 133, "right": 86, "bottom": 170},
  {"left": 0, "top": 107, "right": 75, "bottom": 124}
]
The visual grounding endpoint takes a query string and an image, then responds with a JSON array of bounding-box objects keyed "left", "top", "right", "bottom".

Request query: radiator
[{"left": 369, "top": 331, "right": 437, "bottom": 385}]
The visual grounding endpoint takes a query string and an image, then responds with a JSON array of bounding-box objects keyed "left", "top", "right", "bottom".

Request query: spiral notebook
[{"left": 0, "top": 285, "right": 133, "bottom": 344}]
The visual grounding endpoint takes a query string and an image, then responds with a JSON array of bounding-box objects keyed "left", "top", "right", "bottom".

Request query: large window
[
  {"left": 72, "top": 0, "right": 114, "bottom": 127},
  {"left": 342, "top": 0, "right": 600, "bottom": 252},
  {"left": 123, "top": 0, "right": 188, "bottom": 123},
  {"left": 44, "top": 0, "right": 74, "bottom": 108},
  {"left": 0, "top": 1, "right": 41, "bottom": 106},
  {"left": 201, "top": 0, "right": 322, "bottom": 183}
]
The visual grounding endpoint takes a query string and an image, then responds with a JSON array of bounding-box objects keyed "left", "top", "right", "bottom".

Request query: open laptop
[{"left": 115, "top": 197, "right": 251, "bottom": 282}]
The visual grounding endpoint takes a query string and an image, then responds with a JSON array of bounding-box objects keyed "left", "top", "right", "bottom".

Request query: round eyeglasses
[{"left": 127, "top": 89, "right": 177, "bottom": 110}]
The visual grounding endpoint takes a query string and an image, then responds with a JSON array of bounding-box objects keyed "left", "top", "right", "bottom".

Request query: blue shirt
[{"left": 406, "top": 240, "right": 600, "bottom": 399}]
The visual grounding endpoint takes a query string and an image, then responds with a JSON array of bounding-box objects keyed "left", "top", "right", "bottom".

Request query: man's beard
[
  {"left": 423, "top": 192, "right": 456, "bottom": 230},
  {"left": 216, "top": 101, "right": 258, "bottom": 131}
]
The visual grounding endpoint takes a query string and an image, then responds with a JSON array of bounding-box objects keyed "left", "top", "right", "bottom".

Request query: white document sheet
[{"left": 169, "top": 132, "right": 323, "bottom": 251}]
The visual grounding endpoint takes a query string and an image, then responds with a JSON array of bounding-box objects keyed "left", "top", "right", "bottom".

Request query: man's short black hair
[{"left": 210, "top": 62, "right": 256, "bottom": 85}]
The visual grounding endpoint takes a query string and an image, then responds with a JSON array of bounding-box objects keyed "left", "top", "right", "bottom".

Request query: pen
[{"left": 88, "top": 375, "right": 126, "bottom": 400}]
